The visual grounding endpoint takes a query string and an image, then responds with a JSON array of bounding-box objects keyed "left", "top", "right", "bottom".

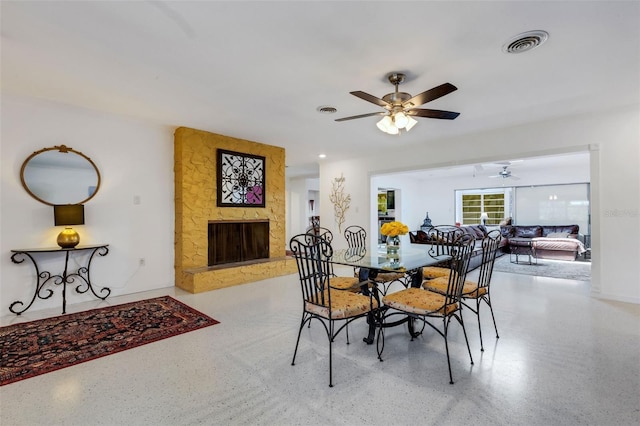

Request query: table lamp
[
  {"left": 480, "top": 212, "right": 489, "bottom": 226},
  {"left": 54, "top": 204, "right": 85, "bottom": 248}
]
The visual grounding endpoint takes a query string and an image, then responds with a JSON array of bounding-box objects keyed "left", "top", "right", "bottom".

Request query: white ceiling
[
  {"left": 1, "top": 1, "right": 638, "bottom": 178},
  {"left": 386, "top": 151, "right": 590, "bottom": 181}
]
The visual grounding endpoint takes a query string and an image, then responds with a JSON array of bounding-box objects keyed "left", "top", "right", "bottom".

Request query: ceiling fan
[
  {"left": 489, "top": 166, "right": 520, "bottom": 180},
  {"left": 335, "top": 72, "right": 460, "bottom": 134}
]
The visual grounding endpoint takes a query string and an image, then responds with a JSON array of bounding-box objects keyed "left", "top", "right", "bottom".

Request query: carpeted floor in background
[
  {"left": 0, "top": 296, "right": 219, "bottom": 386},
  {"left": 492, "top": 254, "right": 591, "bottom": 281}
]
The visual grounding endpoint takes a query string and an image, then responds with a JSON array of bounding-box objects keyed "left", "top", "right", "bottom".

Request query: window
[
  {"left": 457, "top": 188, "right": 511, "bottom": 225},
  {"left": 462, "top": 194, "right": 481, "bottom": 224}
]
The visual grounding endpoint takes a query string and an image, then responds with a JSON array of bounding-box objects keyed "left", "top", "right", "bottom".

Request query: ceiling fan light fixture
[
  {"left": 405, "top": 115, "right": 418, "bottom": 131},
  {"left": 376, "top": 116, "right": 391, "bottom": 132},
  {"left": 337, "top": 74, "right": 459, "bottom": 134},
  {"left": 377, "top": 115, "right": 398, "bottom": 134},
  {"left": 394, "top": 111, "right": 409, "bottom": 129}
]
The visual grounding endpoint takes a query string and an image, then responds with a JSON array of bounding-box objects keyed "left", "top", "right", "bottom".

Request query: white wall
[
  {"left": 286, "top": 176, "right": 319, "bottom": 244},
  {"left": 1, "top": 94, "right": 175, "bottom": 315},
  {"left": 320, "top": 106, "right": 640, "bottom": 304}
]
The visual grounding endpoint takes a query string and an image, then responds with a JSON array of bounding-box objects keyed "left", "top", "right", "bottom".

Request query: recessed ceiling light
[
  {"left": 318, "top": 154, "right": 326, "bottom": 159},
  {"left": 317, "top": 106, "right": 337, "bottom": 114},
  {"left": 503, "top": 30, "right": 549, "bottom": 54}
]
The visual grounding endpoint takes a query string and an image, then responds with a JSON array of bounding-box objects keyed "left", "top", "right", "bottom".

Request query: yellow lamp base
[{"left": 57, "top": 227, "right": 80, "bottom": 248}]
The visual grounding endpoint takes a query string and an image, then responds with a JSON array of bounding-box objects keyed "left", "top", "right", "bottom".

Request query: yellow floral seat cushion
[
  {"left": 374, "top": 272, "right": 407, "bottom": 283},
  {"left": 305, "top": 289, "right": 379, "bottom": 319},
  {"left": 422, "top": 266, "right": 451, "bottom": 279},
  {"left": 329, "top": 276, "right": 362, "bottom": 291},
  {"left": 422, "top": 276, "right": 487, "bottom": 298},
  {"left": 382, "top": 287, "right": 458, "bottom": 316}
]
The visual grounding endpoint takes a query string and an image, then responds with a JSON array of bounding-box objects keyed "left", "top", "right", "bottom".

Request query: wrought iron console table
[{"left": 9, "top": 244, "right": 110, "bottom": 315}]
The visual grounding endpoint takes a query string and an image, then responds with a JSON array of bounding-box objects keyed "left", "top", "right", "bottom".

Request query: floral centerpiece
[
  {"left": 380, "top": 221, "right": 409, "bottom": 238},
  {"left": 380, "top": 221, "right": 409, "bottom": 254}
]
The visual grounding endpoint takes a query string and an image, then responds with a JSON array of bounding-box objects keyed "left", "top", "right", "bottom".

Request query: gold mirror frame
[{"left": 20, "top": 145, "right": 101, "bottom": 206}]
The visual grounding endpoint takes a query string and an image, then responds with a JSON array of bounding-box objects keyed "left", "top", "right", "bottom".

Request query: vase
[{"left": 386, "top": 235, "right": 400, "bottom": 254}]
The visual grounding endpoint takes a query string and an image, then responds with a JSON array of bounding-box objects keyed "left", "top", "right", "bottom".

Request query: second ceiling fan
[
  {"left": 335, "top": 72, "right": 460, "bottom": 134},
  {"left": 489, "top": 166, "right": 521, "bottom": 180}
]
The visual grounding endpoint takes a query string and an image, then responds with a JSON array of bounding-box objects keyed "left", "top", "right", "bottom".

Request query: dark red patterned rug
[{"left": 0, "top": 296, "right": 219, "bottom": 386}]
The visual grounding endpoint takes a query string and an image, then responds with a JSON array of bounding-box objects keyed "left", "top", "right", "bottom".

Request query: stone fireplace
[{"left": 174, "top": 127, "right": 296, "bottom": 293}]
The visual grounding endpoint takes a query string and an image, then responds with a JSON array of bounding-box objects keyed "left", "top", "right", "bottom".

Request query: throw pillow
[{"left": 547, "top": 232, "right": 569, "bottom": 238}]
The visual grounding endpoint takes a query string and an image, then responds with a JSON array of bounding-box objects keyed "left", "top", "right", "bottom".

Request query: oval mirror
[{"left": 20, "top": 145, "right": 101, "bottom": 206}]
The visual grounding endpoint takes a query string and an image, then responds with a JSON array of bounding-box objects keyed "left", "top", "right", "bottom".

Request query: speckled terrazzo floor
[{"left": 1, "top": 268, "right": 639, "bottom": 426}]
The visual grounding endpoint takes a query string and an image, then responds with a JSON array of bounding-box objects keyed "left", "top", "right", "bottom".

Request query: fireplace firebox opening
[{"left": 208, "top": 220, "right": 269, "bottom": 266}]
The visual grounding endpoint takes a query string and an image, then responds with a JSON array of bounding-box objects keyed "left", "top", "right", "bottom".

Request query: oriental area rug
[{"left": 0, "top": 296, "right": 219, "bottom": 386}]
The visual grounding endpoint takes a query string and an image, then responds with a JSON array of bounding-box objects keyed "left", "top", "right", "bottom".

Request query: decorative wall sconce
[
  {"left": 54, "top": 204, "right": 85, "bottom": 248},
  {"left": 309, "top": 199, "right": 315, "bottom": 212}
]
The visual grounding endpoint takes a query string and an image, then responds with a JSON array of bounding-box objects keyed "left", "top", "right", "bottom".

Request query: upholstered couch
[
  {"left": 409, "top": 224, "right": 505, "bottom": 271},
  {"left": 499, "top": 224, "right": 586, "bottom": 261}
]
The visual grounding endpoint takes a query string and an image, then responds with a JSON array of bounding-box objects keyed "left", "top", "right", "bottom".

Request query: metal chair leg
[{"left": 291, "top": 315, "right": 308, "bottom": 366}]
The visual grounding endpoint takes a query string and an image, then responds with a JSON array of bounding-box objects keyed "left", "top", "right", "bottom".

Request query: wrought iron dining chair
[
  {"left": 344, "top": 225, "right": 409, "bottom": 295},
  {"left": 422, "top": 230, "right": 502, "bottom": 351},
  {"left": 307, "top": 227, "right": 361, "bottom": 292},
  {"left": 420, "top": 225, "right": 466, "bottom": 280},
  {"left": 289, "top": 233, "right": 379, "bottom": 387},
  {"left": 379, "top": 231, "right": 475, "bottom": 384}
]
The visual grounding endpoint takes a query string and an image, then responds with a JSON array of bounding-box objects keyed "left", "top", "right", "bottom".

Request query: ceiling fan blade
[
  {"left": 334, "top": 112, "right": 386, "bottom": 122},
  {"left": 407, "top": 109, "right": 460, "bottom": 120},
  {"left": 494, "top": 160, "right": 523, "bottom": 166},
  {"left": 350, "top": 91, "right": 390, "bottom": 108},
  {"left": 403, "top": 83, "right": 457, "bottom": 108}
]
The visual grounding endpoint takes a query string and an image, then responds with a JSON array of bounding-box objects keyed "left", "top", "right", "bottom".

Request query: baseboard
[{"left": 590, "top": 290, "right": 640, "bottom": 305}]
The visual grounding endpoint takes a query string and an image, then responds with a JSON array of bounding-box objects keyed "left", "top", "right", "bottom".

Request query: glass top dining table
[
  {"left": 331, "top": 243, "right": 450, "bottom": 275},
  {"left": 331, "top": 243, "right": 451, "bottom": 344}
]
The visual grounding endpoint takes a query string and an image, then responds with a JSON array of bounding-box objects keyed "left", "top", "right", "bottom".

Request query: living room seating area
[
  {"left": 409, "top": 224, "right": 506, "bottom": 272},
  {"left": 499, "top": 224, "right": 587, "bottom": 261}
]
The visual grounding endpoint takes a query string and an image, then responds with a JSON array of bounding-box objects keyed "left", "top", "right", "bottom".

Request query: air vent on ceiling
[
  {"left": 317, "top": 106, "right": 337, "bottom": 114},
  {"left": 503, "top": 30, "right": 549, "bottom": 54}
]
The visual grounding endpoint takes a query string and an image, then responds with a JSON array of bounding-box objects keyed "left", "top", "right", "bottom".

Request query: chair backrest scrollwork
[
  {"left": 306, "top": 226, "right": 333, "bottom": 244},
  {"left": 443, "top": 233, "right": 475, "bottom": 305},
  {"left": 290, "top": 233, "right": 334, "bottom": 308},
  {"left": 425, "top": 225, "right": 466, "bottom": 258},
  {"left": 344, "top": 225, "right": 367, "bottom": 248}
]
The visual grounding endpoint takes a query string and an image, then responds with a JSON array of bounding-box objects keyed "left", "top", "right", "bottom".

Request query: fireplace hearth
[{"left": 208, "top": 220, "right": 269, "bottom": 266}]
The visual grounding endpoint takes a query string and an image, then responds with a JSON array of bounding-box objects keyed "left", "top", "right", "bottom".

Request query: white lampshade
[
  {"left": 377, "top": 116, "right": 399, "bottom": 134},
  {"left": 480, "top": 212, "right": 489, "bottom": 225},
  {"left": 376, "top": 116, "right": 390, "bottom": 132},
  {"left": 394, "top": 112, "right": 409, "bottom": 129},
  {"left": 405, "top": 115, "right": 418, "bottom": 131}
]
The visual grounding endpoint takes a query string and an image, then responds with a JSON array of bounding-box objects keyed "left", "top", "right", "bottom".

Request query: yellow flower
[{"left": 380, "top": 221, "right": 409, "bottom": 237}]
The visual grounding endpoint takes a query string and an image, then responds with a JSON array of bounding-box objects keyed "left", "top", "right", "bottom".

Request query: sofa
[
  {"left": 409, "top": 224, "right": 505, "bottom": 271},
  {"left": 499, "top": 224, "right": 586, "bottom": 261}
]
